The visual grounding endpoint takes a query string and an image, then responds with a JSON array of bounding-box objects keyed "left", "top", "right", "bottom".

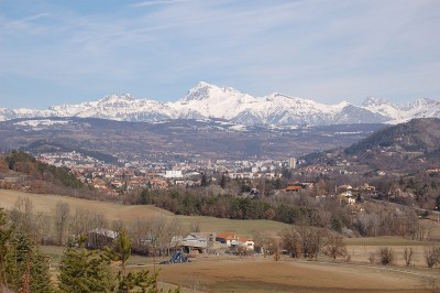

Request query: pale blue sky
[{"left": 0, "top": 0, "right": 439, "bottom": 108}]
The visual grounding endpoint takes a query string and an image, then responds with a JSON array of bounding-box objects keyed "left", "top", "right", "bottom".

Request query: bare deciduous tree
[
  {"left": 280, "top": 227, "right": 301, "bottom": 258},
  {"left": 403, "top": 247, "right": 414, "bottom": 267},
  {"left": 368, "top": 252, "right": 376, "bottom": 264},
  {"left": 322, "top": 233, "right": 347, "bottom": 261},
  {"left": 297, "top": 226, "right": 322, "bottom": 259},
  {"left": 54, "top": 201, "right": 70, "bottom": 245}
]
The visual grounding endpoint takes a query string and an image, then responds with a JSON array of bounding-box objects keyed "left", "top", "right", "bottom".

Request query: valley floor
[
  {"left": 3, "top": 189, "right": 440, "bottom": 292},
  {"left": 40, "top": 246, "right": 439, "bottom": 293}
]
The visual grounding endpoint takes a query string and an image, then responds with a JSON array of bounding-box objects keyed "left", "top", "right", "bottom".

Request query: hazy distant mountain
[
  {"left": 0, "top": 117, "right": 384, "bottom": 161},
  {"left": 1, "top": 82, "right": 439, "bottom": 127}
]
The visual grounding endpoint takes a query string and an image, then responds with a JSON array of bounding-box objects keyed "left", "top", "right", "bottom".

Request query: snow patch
[{"left": 14, "top": 119, "right": 70, "bottom": 128}]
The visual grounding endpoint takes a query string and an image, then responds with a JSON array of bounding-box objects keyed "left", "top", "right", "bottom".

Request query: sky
[{"left": 0, "top": 0, "right": 439, "bottom": 109}]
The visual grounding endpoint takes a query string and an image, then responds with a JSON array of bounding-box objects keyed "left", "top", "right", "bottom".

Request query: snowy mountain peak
[
  {"left": 1, "top": 83, "right": 440, "bottom": 128},
  {"left": 410, "top": 97, "right": 438, "bottom": 107},
  {"left": 268, "top": 92, "right": 294, "bottom": 99},
  {"left": 95, "top": 94, "right": 135, "bottom": 107},
  {"left": 182, "top": 81, "right": 245, "bottom": 102},
  {"left": 362, "top": 97, "right": 393, "bottom": 108},
  {"left": 335, "top": 100, "right": 350, "bottom": 109}
]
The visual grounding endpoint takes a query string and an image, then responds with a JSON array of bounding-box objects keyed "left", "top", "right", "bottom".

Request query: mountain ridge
[
  {"left": 1, "top": 82, "right": 439, "bottom": 127},
  {"left": 304, "top": 118, "right": 440, "bottom": 172}
]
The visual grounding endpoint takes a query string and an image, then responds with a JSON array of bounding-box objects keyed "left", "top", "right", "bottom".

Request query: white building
[
  {"left": 164, "top": 170, "right": 183, "bottom": 178},
  {"left": 288, "top": 157, "right": 297, "bottom": 169}
]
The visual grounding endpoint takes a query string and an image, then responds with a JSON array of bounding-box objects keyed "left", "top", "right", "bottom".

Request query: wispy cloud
[
  {"left": 1, "top": 12, "right": 50, "bottom": 31},
  {"left": 0, "top": 0, "right": 439, "bottom": 108}
]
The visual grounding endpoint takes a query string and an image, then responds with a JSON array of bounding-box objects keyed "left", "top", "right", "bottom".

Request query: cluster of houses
[
  {"left": 282, "top": 181, "right": 377, "bottom": 206},
  {"left": 86, "top": 228, "right": 255, "bottom": 256},
  {"left": 36, "top": 151, "right": 301, "bottom": 195}
]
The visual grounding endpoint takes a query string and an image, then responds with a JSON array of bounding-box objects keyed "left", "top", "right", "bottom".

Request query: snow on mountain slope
[
  {"left": 402, "top": 98, "right": 440, "bottom": 119},
  {"left": 362, "top": 97, "right": 440, "bottom": 124},
  {"left": 362, "top": 97, "right": 403, "bottom": 121},
  {"left": 171, "top": 81, "right": 259, "bottom": 119},
  {"left": 1, "top": 82, "right": 439, "bottom": 127},
  {"left": 49, "top": 94, "right": 175, "bottom": 121}
]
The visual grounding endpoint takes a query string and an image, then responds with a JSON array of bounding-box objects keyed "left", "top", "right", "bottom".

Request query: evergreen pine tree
[
  {"left": 58, "top": 247, "right": 114, "bottom": 293},
  {"left": 110, "top": 230, "right": 156, "bottom": 292},
  {"left": 0, "top": 208, "right": 12, "bottom": 287},
  {"left": 3, "top": 230, "right": 52, "bottom": 293},
  {"left": 29, "top": 251, "right": 52, "bottom": 293},
  {"left": 4, "top": 231, "right": 33, "bottom": 290}
]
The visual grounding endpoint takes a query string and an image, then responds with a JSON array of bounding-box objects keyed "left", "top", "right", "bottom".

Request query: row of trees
[
  {"left": 7, "top": 198, "right": 110, "bottom": 247},
  {"left": 129, "top": 186, "right": 429, "bottom": 239},
  {"left": 10, "top": 196, "right": 196, "bottom": 258},
  {"left": 253, "top": 226, "right": 348, "bottom": 262},
  {"left": 131, "top": 188, "right": 321, "bottom": 226},
  {"left": 255, "top": 225, "right": 440, "bottom": 269}
]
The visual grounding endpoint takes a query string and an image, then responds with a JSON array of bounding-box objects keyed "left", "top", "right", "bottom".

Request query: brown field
[
  {"left": 0, "top": 189, "right": 288, "bottom": 235},
  {"left": 41, "top": 246, "right": 439, "bottom": 293},
  {"left": 153, "top": 257, "right": 438, "bottom": 292}
]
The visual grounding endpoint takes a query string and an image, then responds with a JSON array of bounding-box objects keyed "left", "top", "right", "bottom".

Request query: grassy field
[
  {"left": 343, "top": 236, "right": 437, "bottom": 246},
  {"left": 0, "top": 189, "right": 289, "bottom": 235}
]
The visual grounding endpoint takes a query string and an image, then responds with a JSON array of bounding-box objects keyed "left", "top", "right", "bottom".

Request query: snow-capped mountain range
[{"left": 1, "top": 82, "right": 439, "bottom": 127}]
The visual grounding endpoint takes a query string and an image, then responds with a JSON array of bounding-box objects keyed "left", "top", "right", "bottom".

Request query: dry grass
[
  {"left": 40, "top": 246, "right": 439, "bottom": 293},
  {"left": 154, "top": 257, "right": 433, "bottom": 292},
  {"left": 344, "top": 236, "right": 435, "bottom": 246},
  {"left": 0, "top": 189, "right": 288, "bottom": 235}
]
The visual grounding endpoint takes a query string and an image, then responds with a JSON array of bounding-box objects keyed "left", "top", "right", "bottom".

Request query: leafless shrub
[
  {"left": 425, "top": 246, "right": 440, "bottom": 268},
  {"left": 261, "top": 237, "right": 281, "bottom": 260},
  {"left": 379, "top": 247, "right": 394, "bottom": 265}
]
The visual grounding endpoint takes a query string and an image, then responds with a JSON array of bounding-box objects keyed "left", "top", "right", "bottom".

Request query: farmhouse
[
  {"left": 237, "top": 236, "right": 255, "bottom": 251},
  {"left": 178, "top": 233, "right": 209, "bottom": 253},
  {"left": 216, "top": 232, "right": 255, "bottom": 251},
  {"left": 216, "top": 231, "right": 239, "bottom": 246}
]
